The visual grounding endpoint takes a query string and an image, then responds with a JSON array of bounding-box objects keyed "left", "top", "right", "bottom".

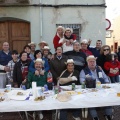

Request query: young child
[
  {"left": 7, "top": 50, "right": 19, "bottom": 86},
  {"left": 104, "top": 53, "right": 120, "bottom": 83}
]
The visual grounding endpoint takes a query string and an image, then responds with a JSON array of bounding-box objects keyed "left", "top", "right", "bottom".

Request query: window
[{"left": 56, "top": 24, "right": 81, "bottom": 42}]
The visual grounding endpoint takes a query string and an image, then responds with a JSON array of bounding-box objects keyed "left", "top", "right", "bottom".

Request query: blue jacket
[
  {"left": 83, "top": 66, "right": 105, "bottom": 84},
  {"left": 88, "top": 46, "right": 100, "bottom": 58},
  {"left": 0, "top": 50, "right": 12, "bottom": 66},
  {"left": 29, "top": 58, "right": 50, "bottom": 73}
]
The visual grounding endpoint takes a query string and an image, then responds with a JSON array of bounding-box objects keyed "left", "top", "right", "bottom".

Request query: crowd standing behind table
[{"left": 0, "top": 26, "right": 120, "bottom": 120}]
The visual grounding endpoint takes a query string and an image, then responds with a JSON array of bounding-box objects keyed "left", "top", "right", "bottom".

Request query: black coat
[
  {"left": 50, "top": 55, "right": 68, "bottom": 85},
  {"left": 13, "top": 60, "right": 30, "bottom": 87},
  {"left": 96, "top": 54, "right": 108, "bottom": 74},
  {"left": 64, "top": 50, "right": 86, "bottom": 72}
]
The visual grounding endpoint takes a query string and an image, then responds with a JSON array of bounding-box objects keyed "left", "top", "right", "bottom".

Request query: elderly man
[
  {"left": 80, "top": 55, "right": 112, "bottom": 120},
  {"left": 64, "top": 41, "right": 86, "bottom": 72},
  {"left": 0, "top": 42, "right": 12, "bottom": 88},
  {"left": 28, "top": 58, "right": 47, "bottom": 87},
  {"left": 50, "top": 46, "right": 67, "bottom": 85},
  {"left": 59, "top": 59, "right": 80, "bottom": 120},
  {"left": 38, "top": 41, "right": 48, "bottom": 51}
]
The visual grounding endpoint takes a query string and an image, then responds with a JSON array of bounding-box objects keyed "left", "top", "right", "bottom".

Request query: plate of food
[
  {"left": 57, "top": 93, "right": 71, "bottom": 102},
  {"left": 0, "top": 92, "right": 5, "bottom": 96},
  {"left": 7, "top": 90, "right": 29, "bottom": 101},
  {"left": 65, "top": 91, "right": 77, "bottom": 96},
  {"left": 102, "top": 85, "right": 111, "bottom": 89}
]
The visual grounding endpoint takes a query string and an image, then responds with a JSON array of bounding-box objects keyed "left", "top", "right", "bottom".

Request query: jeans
[
  {"left": 60, "top": 109, "right": 80, "bottom": 120},
  {"left": 89, "top": 106, "right": 112, "bottom": 118},
  {"left": 110, "top": 75, "right": 119, "bottom": 83}
]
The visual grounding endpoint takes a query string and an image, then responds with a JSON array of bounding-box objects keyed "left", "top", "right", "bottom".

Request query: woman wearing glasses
[{"left": 97, "top": 45, "right": 111, "bottom": 74}]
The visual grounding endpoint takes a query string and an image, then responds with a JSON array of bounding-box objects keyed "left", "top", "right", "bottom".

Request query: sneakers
[
  {"left": 93, "top": 117, "right": 99, "bottom": 120},
  {"left": 104, "top": 115, "right": 113, "bottom": 120},
  {"left": 73, "top": 116, "right": 81, "bottom": 120}
]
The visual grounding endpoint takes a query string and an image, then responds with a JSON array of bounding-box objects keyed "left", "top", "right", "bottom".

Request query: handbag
[{"left": 85, "top": 77, "right": 96, "bottom": 88}]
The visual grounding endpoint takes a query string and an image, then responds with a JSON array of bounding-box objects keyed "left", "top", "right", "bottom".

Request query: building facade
[
  {"left": 0, "top": 0, "right": 106, "bottom": 53},
  {"left": 106, "top": 16, "right": 120, "bottom": 52}
]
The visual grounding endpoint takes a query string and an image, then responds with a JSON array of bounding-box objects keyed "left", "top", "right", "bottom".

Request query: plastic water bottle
[{"left": 47, "top": 70, "right": 53, "bottom": 90}]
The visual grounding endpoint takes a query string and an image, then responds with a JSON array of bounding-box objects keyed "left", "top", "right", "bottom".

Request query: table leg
[
  {"left": 25, "top": 111, "right": 29, "bottom": 120},
  {"left": 85, "top": 108, "right": 88, "bottom": 118}
]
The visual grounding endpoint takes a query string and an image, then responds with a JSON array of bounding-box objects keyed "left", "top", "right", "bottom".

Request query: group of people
[{"left": 0, "top": 26, "right": 120, "bottom": 120}]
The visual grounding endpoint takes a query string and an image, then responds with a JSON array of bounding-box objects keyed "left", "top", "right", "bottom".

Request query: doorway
[{"left": 0, "top": 20, "right": 30, "bottom": 53}]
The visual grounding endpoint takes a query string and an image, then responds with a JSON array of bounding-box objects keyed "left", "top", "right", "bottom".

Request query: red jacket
[
  {"left": 53, "top": 34, "right": 63, "bottom": 49},
  {"left": 80, "top": 49, "right": 93, "bottom": 57},
  {"left": 104, "top": 60, "right": 120, "bottom": 76},
  {"left": 53, "top": 34, "right": 77, "bottom": 49}
]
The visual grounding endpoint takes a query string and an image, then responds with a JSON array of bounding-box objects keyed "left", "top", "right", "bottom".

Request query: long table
[{"left": 0, "top": 83, "right": 120, "bottom": 112}]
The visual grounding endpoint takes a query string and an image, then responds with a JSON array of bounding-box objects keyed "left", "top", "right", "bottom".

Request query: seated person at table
[
  {"left": 58, "top": 59, "right": 80, "bottom": 120},
  {"left": 28, "top": 58, "right": 47, "bottom": 87},
  {"left": 79, "top": 55, "right": 113, "bottom": 120}
]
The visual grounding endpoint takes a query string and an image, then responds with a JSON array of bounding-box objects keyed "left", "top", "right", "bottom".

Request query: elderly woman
[
  {"left": 28, "top": 58, "right": 47, "bottom": 87},
  {"left": 97, "top": 45, "right": 111, "bottom": 74},
  {"left": 58, "top": 59, "right": 80, "bottom": 120},
  {"left": 13, "top": 51, "right": 31, "bottom": 88}
]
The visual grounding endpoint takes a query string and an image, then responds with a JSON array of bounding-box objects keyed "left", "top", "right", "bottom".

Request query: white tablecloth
[{"left": 0, "top": 84, "right": 120, "bottom": 112}]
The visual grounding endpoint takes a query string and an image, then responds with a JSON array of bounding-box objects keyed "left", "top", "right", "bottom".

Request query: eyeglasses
[{"left": 103, "top": 49, "right": 110, "bottom": 51}]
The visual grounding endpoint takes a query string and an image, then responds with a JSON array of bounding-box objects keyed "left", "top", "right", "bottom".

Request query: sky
[{"left": 106, "top": 0, "right": 120, "bottom": 21}]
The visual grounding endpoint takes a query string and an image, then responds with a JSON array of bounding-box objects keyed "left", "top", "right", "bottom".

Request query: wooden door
[
  {"left": 0, "top": 21, "right": 30, "bottom": 53},
  {"left": 0, "top": 22, "right": 9, "bottom": 49}
]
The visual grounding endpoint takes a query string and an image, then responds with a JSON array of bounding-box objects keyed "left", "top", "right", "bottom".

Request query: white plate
[{"left": 7, "top": 90, "right": 29, "bottom": 101}]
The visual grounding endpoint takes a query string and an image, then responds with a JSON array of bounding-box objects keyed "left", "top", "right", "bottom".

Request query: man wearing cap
[
  {"left": 59, "top": 59, "right": 80, "bottom": 120},
  {"left": 79, "top": 55, "right": 112, "bottom": 120},
  {"left": 28, "top": 42, "right": 36, "bottom": 55},
  {"left": 80, "top": 39, "right": 93, "bottom": 57},
  {"left": 38, "top": 41, "right": 48, "bottom": 52},
  {"left": 0, "top": 42, "right": 12, "bottom": 88},
  {"left": 28, "top": 58, "right": 47, "bottom": 87},
  {"left": 64, "top": 41, "right": 86, "bottom": 72}
]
